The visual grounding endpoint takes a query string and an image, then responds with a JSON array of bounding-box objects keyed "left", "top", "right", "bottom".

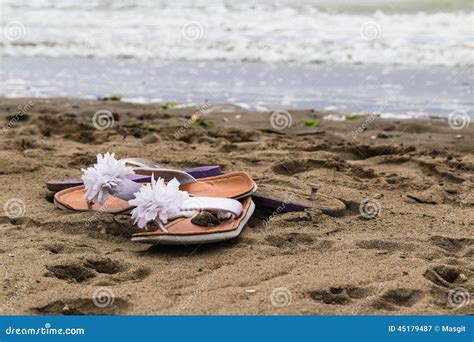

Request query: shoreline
[
  {"left": 0, "top": 97, "right": 472, "bottom": 315},
  {"left": 1, "top": 58, "right": 472, "bottom": 117},
  {"left": 0, "top": 95, "right": 467, "bottom": 121}
]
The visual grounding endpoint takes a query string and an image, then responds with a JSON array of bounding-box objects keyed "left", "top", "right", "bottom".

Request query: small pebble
[
  {"left": 455, "top": 134, "right": 463, "bottom": 139},
  {"left": 191, "top": 211, "right": 220, "bottom": 226},
  {"left": 143, "top": 134, "right": 159, "bottom": 144}
]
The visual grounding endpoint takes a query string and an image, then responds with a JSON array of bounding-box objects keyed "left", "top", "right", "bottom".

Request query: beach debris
[
  {"left": 98, "top": 95, "right": 122, "bottom": 102},
  {"left": 345, "top": 114, "right": 368, "bottom": 121},
  {"left": 296, "top": 130, "right": 326, "bottom": 136},
  {"left": 370, "top": 133, "right": 400, "bottom": 139},
  {"left": 143, "top": 134, "right": 160, "bottom": 144},
  {"left": 245, "top": 289, "right": 257, "bottom": 294},
  {"left": 323, "top": 114, "right": 345, "bottom": 121},
  {"left": 159, "top": 102, "right": 177, "bottom": 110},
  {"left": 192, "top": 118, "right": 215, "bottom": 128},
  {"left": 123, "top": 120, "right": 157, "bottom": 132},
  {"left": 405, "top": 186, "right": 445, "bottom": 204},
  {"left": 455, "top": 134, "right": 463, "bottom": 139},
  {"left": 7, "top": 253, "right": 15, "bottom": 257},
  {"left": 302, "top": 119, "right": 321, "bottom": 127},
  {"left": 383, "top": 125, "right": 397, "bottom": 132},
  {"left": 6, "top": 113, "right": 30, "bottom": 122}
]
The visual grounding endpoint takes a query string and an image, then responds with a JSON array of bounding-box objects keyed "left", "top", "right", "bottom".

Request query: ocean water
[
  {"left": 0, "top": 0, "right": 473, "bottom": 116},
  {"left": 1, "top": 0, "right": 472, "bottom": 66}
]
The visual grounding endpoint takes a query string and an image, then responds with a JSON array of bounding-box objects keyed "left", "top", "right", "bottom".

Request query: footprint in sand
[
  {"left": 370, "top": 288, "right": 423, "bottom": 311},
  {"left": 32, "top": 297, "right": 130, "bottom": 315},
  {"left": 271, "top": 158, "right": 347, "bottom": 176},
  {"left": 44, "top": 257, "right": 150, "bottom": 284},
  {"left": 265, "top": 233, "right": 334, "bottom": 251},
  {"left": 308, "top": 286, "right": 373, "bottom": 305},
  {"left": 355, "top": 239, "right": 416, "bottom": 252},
  {"left": 430, "top": 236, "right": 473, "bottom": 254},
  {"left": 423, "top": 265, "right": 467, "bottom": 288},
  {"left": 45, "top": 262, "right": 96, "bottom": 283}
]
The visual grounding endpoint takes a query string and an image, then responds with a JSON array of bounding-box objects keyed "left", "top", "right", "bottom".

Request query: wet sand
[{"left": 0, "top": 97, "right": 472, "bottom": 315}]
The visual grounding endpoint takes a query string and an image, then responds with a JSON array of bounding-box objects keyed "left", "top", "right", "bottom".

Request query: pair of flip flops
[
  {"left": 51, "top": 154, "right": 258, "bottom": 245},
  {"left": 49, "top": 154, "right": 347, "bottom": 245}
]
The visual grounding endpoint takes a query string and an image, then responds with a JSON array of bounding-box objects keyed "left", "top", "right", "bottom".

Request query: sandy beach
[{"left": 0, "top": 97, "right": 472, "bottom": 315}]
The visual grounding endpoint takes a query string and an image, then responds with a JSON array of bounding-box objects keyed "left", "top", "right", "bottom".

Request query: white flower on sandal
[
  {"left": 129, "top": 177, "right": 189, "bottom": 230},
  {"left": 81, "top": 153, "right": 134, "bottom": 204}
]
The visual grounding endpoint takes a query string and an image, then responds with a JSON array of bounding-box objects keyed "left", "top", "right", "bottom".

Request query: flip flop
[
  {"left": 131, "top": 196, "right": 255, "bottom": 245},
  {"left": 54, "top": 170, "right": 257, "bottom": 213},
  {"left": 46, "top": 157, "right": 221, "bottom": 192},
  {"left": 252, "top": 183, "right": 346, "bottom": 217}
]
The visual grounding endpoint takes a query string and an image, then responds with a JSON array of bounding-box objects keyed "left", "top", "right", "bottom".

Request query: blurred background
[{"left": 0, "top": 0, "right": 472, "bottom": 117}]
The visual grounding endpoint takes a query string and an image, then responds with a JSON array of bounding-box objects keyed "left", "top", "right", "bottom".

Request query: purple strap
[{"left": 47, "top": 165, "right": 222, "bottom": 192}]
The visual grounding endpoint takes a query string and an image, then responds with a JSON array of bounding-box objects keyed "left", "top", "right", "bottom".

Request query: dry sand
[{"left": 0, "top": 98, "right": 472, "bottom": 315}]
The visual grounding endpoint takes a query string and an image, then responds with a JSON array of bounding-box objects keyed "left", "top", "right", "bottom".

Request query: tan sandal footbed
[{"left": 131, "top": 197, "right": 254, "bottom": 244}]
